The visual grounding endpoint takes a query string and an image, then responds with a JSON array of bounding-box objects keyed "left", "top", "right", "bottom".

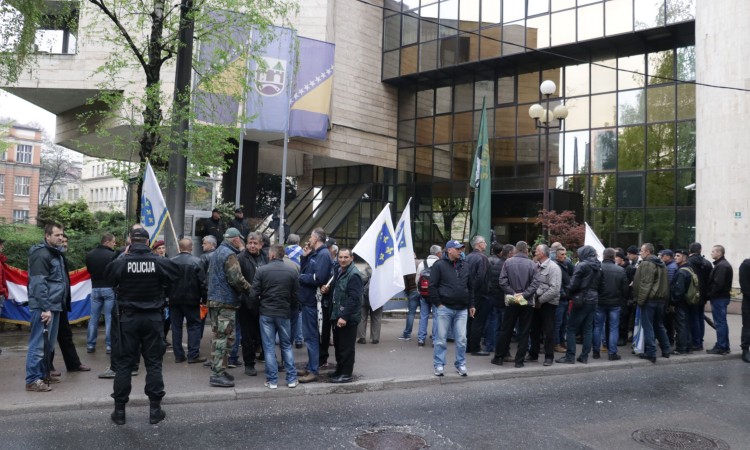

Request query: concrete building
[
  {"left": 0, "top": 123, "right": 43, "bottom": 224},
  {"left": 2, "top": 1, "right": 749, "bottom": 283}
]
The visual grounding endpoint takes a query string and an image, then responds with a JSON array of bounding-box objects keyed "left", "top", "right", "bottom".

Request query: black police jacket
[{"left": 105, "top": 244, "right": 180, "bottom": 311}]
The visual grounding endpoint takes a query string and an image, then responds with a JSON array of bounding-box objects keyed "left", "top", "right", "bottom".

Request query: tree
[
  {"left": 255, "top": 173, "right": 296, "bottom": 218},
  {"left": 535, "top": 210, "right": 584, "bottom": 250},
  {"left": 39, "top": 141, "right": 80, "bottom": 206},
  {"left": 1, "top": 0, "right": 298, "bottom": 209}
]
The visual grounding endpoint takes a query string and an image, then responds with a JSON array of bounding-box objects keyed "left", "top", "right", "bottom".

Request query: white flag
[
  {"left": 394, "top": 198, "right": 416, "bottom": 276},
  {"left": 584, "top": 222, "right": 605, "bottom": 261},
  {"left": 140, "top": 162, "right": 170, "bottom": 241},
  {"left": 352, "top": 204, "right": 405, "bottom": 310}
]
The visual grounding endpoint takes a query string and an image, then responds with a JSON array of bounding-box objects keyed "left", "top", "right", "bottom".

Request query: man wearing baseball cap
[{"left": 428, "top": 239, "right": 475, "bottom": 377}]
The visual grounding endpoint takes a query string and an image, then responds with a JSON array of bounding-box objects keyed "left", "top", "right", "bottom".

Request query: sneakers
[
  {"left": 543, "top": 358, "right": 554, "bottom": 366},
  {"left": 706, "top": 347, "right": 730, "bottom": 355},
  {"left": 417, "top": 341, "right": 425, "bottom": 347},
  {"left": 264, "top": 381, "right": 278, "bottom": 390},
  {"left": 456, "top": 365, "right": 468, "bottom": 376},
  {"left": 131, "top": 370, "right": 139, "bottom": 376},
  {"left": 227, "top": 360, "right": 241, "bottom": 368},
  {"left": 106, "top": 346, "right": 112, "bottom": 355},
  {"left": 294, "top": 341, "right": 304, "bottom": 349},
  {"left": 26, "top": 379, "right": 52, "bottom": 392},
  {"left": 398, "top": 335, "right": 412, "bottom": 341},
  {"left": 608, "top": 354, "right": 622, "bottom": 361},
  {"left": 188, "top": 356, "right": 207, "bottom": 364},
  {"left": 288, "top": 379, "right": 299, "bottom": 388},
  {"left": 98, "top": 368, "right": 116, "bottom": 379},
  {"left": 555, "top": 357, "right": 575, "bottom": 364},
  {"left": 244, "top": 366, "right": 258, "bottom": 376},
  {"left": 299, "top": 373, "right": 318, "bottom": 383},
  {"left": 86, "top": 346, "right": 95, "bottom": 353},
  {"left": 592, "top": 351, "right": 600, "bottom": 360},
  {"left": 434, "top": 366, "right": 444, "bottom": 376}
]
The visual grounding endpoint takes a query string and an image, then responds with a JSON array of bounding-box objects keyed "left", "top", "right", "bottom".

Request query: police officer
[{"left": 105, "top": 227, "right": 179, "bottom": 425}]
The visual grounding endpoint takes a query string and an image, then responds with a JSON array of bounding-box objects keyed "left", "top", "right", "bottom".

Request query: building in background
[{"left": 0, "top": 123, "right": 43, "bottom": 224}]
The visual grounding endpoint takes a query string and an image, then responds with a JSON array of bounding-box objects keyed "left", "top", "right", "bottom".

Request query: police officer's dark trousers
[{"left": 111, "top": 307, "right": 166, "bottom": 404}]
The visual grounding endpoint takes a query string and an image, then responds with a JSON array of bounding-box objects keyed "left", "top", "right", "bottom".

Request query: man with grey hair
[
  {"left": 492, "top": 241, "right": 539, "bottom": 368},
  {"left": 528, "top": 244, "right": 561, "bottom": 366},
  {"left": 416, "top": 245, "right": 442, "bottom": 346},
  {"left": 467, "top": 235, "right": 491, "bottom": 356},
  {"left": 201, "top": 235, "right": 217, "bottom": 273}
]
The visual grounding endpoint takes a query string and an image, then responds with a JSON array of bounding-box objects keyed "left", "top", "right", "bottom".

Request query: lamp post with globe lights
[{"left": 529, "top": 80, "right": 568, "bottom": 241}]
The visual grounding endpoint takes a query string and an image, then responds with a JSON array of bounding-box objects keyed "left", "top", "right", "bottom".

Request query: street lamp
[{"left": 529, "top": 79, "right": 568, "bottom": 242}]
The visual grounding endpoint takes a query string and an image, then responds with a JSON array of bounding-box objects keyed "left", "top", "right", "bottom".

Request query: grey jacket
[
  {"left": 535, "top": 258, "right": 562, "bottom": 306},
  {"left": 27, "top": 241, "right": 69, "bottom": 312}
]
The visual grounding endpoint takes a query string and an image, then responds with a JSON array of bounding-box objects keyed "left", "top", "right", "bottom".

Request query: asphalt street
[{"left": 1, "top": 358, "right": 748, "bottom": 449}]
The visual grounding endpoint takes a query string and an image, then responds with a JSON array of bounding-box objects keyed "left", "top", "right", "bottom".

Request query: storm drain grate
[
  {"left": 632, "top": 428, "right": 730, "bottom": 450},
  {"left": 355, "top": 430, "right": 428, "bottom": 450}
]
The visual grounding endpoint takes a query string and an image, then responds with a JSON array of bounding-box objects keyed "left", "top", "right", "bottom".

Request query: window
[
  {"left": 13, "top": 209, "right": 29, "bottom": 223},
  {"left": 0, "top": 174, "right": 4, "bottom": 194},
  {"left": 14, "top": 176, "right": 30, "bottom": 196},
  {"left": 16, "top": 144, "right": 32, "bottom": 164}
]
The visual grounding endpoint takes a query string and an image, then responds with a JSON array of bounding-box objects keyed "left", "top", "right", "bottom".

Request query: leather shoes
[
  {"left": 543, "top": 358, "right": 553, "bottom": 366},
  {"left": 175, "top": 357, "right": 187, "bottom": 363},
  {"left": 73, "top": 364, "right": 91, "bottom": 372},
  {"left": 471, "top": 351, "right": 490, "bottom": 356},
  {"left": 608, "top": 354, "right": 622, "bottom": 361},
  {"left": 244, "top": 366, "right": 258, "bottom": 376},
  {"left": 329, "top": 374, "right": 353, "bottom": 384},
  {"left": 742, "top": 349, "right": 750, "bottom": 363},
  {"left": 357, "top": 338, "right": 366, "bottom": 344},
  {"left": 514, "top": 362, "right": 524, "bottom": 368},
  {"left": 209, "top": 373, "right": 235, "bottom": 388},
  {"left": 371, "top": 340, "right": 379, "bottom": 344},
  {"left": 639, "top": 354, "right": 657, "bottom": 363},
  {"left": 299, "top": 373, "right": 318, "bottom": 383},
  {"left": 576, "top": 356, "right": 588, "bottom": 364},
  {"left": 490, "top": 357, "right": 503, "bottom": 366},
  {"left": 555, "top": 357, "right": 574, "bottom": 364},
  {"left": 188, "top": 357, "right": 207, "bottom": 364},
  {"left": 592, "top": 351, "right": 600, "bottom": 360}
]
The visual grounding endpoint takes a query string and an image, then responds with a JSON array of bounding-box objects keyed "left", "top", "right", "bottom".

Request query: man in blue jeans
[
  {"left": 706, "top": 244, "right": 733, "bottom": 355},
  {"left": 429, "top": 240, "right": 474, "bottom": 377},
  {"left": 252, "top": 244, "right": 299, "bottom": 389},
  {"left": 416, "top": 245, "right": 442, "bottom": 346},
  {"left": 633, "top": 243, "right": 672, "bottom": 363},
  {"left": 593, "top": 248, "right": 628, "bottom": 361},
  {"left": 85, "top": 233, "right": 117, "bottom": 354},
  {"left": 297, "top": 228, "right": 332, "bottom": 383},
  {"left": 399, "top": 275, "right": 420, "bottom": 341}
]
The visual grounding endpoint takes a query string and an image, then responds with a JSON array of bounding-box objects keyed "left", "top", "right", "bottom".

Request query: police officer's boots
[
  {"left": 149, "top": 400, "right": 166, "bottom": 424},
  {"left": 111, "top": 402, "right": 126, "bottom": 425},
  {"left": 742, "top": 347, "right": 750, "bottom": 363}
]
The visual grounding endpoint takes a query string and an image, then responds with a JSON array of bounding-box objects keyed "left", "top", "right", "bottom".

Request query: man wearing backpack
[
  {"left": 415, "top": 245, "right": 441, "bottom": 347},
  {"left": 672, "top": 250, "right": 697, "bottom": 354}
]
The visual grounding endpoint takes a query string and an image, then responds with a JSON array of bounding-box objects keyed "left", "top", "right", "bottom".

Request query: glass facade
[{"left": 384, "top": 0, "right": 696, "bottom": 254}]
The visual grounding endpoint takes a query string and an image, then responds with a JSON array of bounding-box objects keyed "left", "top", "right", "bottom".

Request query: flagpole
[
  {"left": 278, "top": 33, "right": 295, "bottom": 245},
  {"left": 235, "top": 35, "right": 253, "bottom": 208}
]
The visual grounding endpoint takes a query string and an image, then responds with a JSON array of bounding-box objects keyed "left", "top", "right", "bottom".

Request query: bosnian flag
[
  {"left": 0, "top": 263, "right": 92, "bottom": 325},
  {"left": 394, "top": 198, "right": 416, "bottom": 276}
]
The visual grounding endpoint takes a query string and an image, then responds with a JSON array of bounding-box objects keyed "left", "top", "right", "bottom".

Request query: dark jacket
[
  {"left": 169, "top": 252, "right": 207, "bottom": 305},
  {"left": 238, "top": 250, "right": 267, "bottom": 309},
  {"left": 633, "top": 254, "right": 669, "bottom": 305},
  {"left": 85, "top": 244, "right": 116, "bottom": 288},
  {"left": 739, "top": 258, "right": 750, "bottom": 298},
  {"left": 665, "top": 260, "right": 678, "bottom": 284},
  {"left": 27, "top": 240, "right": 68, "bottom": 312},
  {"left": 671, "top": 262, "right": 693, "bottom": 305},
  {"left": 105, "top": 243, "right": 180, "bottom": 311},
  {"left": 250, "top": 259, "right": 299, "bottom": 318},
  {"left": 687, "top": 253, "right": 713, "bottom": 302},
  {"left": 230, "top": 217, "right": 251, "bottom": 239},
  {"left": 428, "top": 254, "right": 473, "bottom": 310},
  {"left": 556, "top": 258, "right": 572, "bottom": 302},
  {"left": 598, "top": 259, "right": 628, "bottom": 307},
  {"left": 567, "top": 246, "right": 602, "bottom": 305},
  {"left": 707, "top": 256, "right": 733, "bottom": 300},
  {"left": 299, "top": 245, "right": 332, "bottom": 307},
  {"left": 199, "top": 217, "right": 226, "bottom": 245},
  {"left": 330, "top": 263, "right": 363, "bottom": 322},
  {"left": 499, "top": 253, "right": 539, "bottom": 301},
  {"left": 200, "top": 248, "right": 214, "bottom": 274},
  {"left": 488, "top": 255, "right": 506, "bottom": 298},
  {"left": 466, "top": 250, "right": 490, "bottom": 296}
]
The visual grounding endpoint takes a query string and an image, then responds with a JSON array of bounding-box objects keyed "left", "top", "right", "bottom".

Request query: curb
[{"left": 0, "top": 352, "right": 739, "bottom": 417}]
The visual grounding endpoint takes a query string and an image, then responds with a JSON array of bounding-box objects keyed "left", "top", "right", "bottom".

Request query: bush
[{"left": 37, "top": 199, "right": 98, "bottom": 233}]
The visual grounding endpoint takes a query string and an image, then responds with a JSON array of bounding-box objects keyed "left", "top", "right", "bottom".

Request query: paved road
[{"left": 1, "top": 359, "right": 748, "bottom": 449}]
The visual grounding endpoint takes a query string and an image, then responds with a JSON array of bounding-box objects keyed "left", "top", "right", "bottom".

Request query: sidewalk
[{"left": 0, "top": 313, "right": 743, "bottom": 416}]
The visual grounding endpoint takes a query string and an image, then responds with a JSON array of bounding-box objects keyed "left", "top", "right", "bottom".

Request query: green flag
[{"left": 470, "top": 97, "right": 491, "bottom": 253}]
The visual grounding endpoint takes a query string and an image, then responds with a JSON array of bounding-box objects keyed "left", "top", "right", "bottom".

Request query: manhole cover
[
  {"left": 355, "top": 430, "right": 428, "bottom": 450},
  {"left": 632, "top": 428, "right": 730, "bottom": 449}
]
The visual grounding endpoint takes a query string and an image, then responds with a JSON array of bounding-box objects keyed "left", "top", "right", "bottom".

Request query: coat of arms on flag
[
  {"left": 255, "top": 57, "right": 287, "bottom": 97},
  {"left": 376, "top": 224, "right": 395, "bottom": 268}
]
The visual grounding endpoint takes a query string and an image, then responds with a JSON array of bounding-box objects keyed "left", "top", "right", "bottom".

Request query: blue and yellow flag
[
  {"left": 140, "top": 162, "right": 169, "bottom": 241},
  {"left": 289, "top": 37, "right": 335, "bottom": 140}
]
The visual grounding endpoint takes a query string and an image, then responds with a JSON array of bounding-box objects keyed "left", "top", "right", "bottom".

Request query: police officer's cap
[{"left": 130, "top": 228, "right": 150, "bottom": 240}]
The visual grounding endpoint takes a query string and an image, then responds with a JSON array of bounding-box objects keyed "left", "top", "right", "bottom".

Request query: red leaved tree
[{"left": 535, "top": 210, "right": 585, "bottom": 250}]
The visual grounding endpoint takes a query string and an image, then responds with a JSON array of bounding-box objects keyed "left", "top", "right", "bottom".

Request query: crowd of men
[
  {"left": 420, "top": 237, "right": 750, "bottom": 376},
  {"left": 4, "top": 217, "right": 750, "bottom": 424}
]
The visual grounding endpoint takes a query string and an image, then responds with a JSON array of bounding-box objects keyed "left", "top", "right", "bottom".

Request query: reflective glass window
[
  {"left": 646, "top": 171, "right": 675, "bottom": 207},
  {"left": 666, "top": 0, "right": 695, "bottom": 24},
  {"left": 494, "top": 106, "right": 516, "bottom": 137},
  {"left": 644, "top": 209, "right": 674, "bottom": 246},
  {"left": 399, "top": 119, "right": 416, "bottom": 146},
  {"left": 517, "top": 104, "right": 538, "bottom": 136},
  {"left": 541, "top": 68, "right": 563, "bottom": 98},
  {"left": 517, "top": 135, "right": 540, "bottom": 177},
  {"left": 527, "top": 15, "right": 550, "bottom": 49},
  {"left": 591, "top": 58, "right": 616, "bottom": 93},
  {"left": 436, "top": 86, "right": 452, "bottom": 114},
  {"left": 676, "top": 84, "right": 695, "bottom": 119},
  {"left": 549, "top": 131, "right": 562, "bottom": 176},
  {"left": 416, "top": 89, "right": 434, "bottom": 117},
  {"left": 617, "top": 209, "right": 644, "bottom": 233},
  {"left": 646, "top": 123, "right": 675, "bottom": 169},
  {"left": 518, "top": 72, "right": 540, "bottom": 104},
  {"left": 383, "top": 14, "right": 401, "bottom": 51},
  {"left": 434, "top": 115, "right": 454, "bottom": 144},
  {"left": 675, "top": 208, "right": 695, "bottom": 247},
  {"left": 565, "top": 63, "right": 589, "bottom": 97},
  {"left": 618, "top": 125, "right": 645, "bottom": 171},
  {"left": 676, "top": 170, "right": 696, "bottom": 206},
  {"left": 415, "top": 146, "right": 434, "bottom": 177},
  {"left": 403, "top": 13, "right": 419, "bottom": 45},
  {"left": 433, "top": 145, "right": 452, "bottom": 180},
  {"left": 648, "top": 50, "right": 674, "bottom": 85},
  {"left": 415, "top": 117, "right": 434, "bottom": 145},
  {"left": 563, "top": 96, "right": 589, "bottom": 131},
  {"left": 474, "top": 108, "right": 494, "bottom": 139},
  {"left": 503, "top": 1, "right": 525, "bottom": 23},
  {"left": 552, "top": 0, "right": 576, "bottom": 12},
  {"left": 605, "top": 0, "right": 633, "bottom": 35},
  {"left": 420, "top": 1, "right": 440, "bottom": 41},
  {"left": 590, "top": 93, "right": 616, "bottom": 128},
  {"left": 618, "top": 89, "right": 645, "bottom": 126},
  {"left": 497, "top": 76, "right": 515, "bottom": 104},
  {"left": 578, "top": 3, "right": 604, "bottom": 41},
  {"left": 634, "top": 0, "right": 665, "bottom": 31},
  {"left": 480, "top": 25, "right": 501, "bottom": 60},
  {"left": 454, "top": 82, "right": 473, "bottom": 112},
  {"left": 677, "top": 47, "right": 695, "bottom": 81},
  {"left": 591, "top": 128, "right": 617, "bottom": 172},
  {"left": 400, "top": 45, "right": 418, "bottom": 75},
  {"left": 453, "top": 112, "right": 473, "bottom": 141},
  {"left": 481, "top": 0, "right": 501, "bottom": 25},
  {"left": 551, "top": 10, "right": 576, "bottom": 46},
  {"left": 647, "top": 85, "right": 675, "bottom": 122},
  {"left": 452, "top": 142, "right": 473, "bottom": 180},
  {"left": 617, "top": 173, "right": 644, "bottom": 207},
  {"left": 502, "top": 19, "right": 526, "bottom": 55},
  {"left": 399, "top": 87, "right": 416, "bottom": 119},
  {"left": 419, "top": 40, "right": 438, "bottom": 71},
  {"left": 591, "top": 174, "right": 616, "bottom": 208},
  {"left": 591, "top": 209, "right": 616, "bottom": 242},
  {"left": 440, "top": 0, "right": 459, "bottom": 37},
  {"left": 676, "top": 121, "right": 695, "bottom": 168},
  {"left": 398, "top": 147, "right": 415, "bottom": 173},
  {"left": 618, "top": 54, "right": 645, "bottom": 90},
  {"left": 459, "top": 0, "right": 480, "bottom": 31},
  {"left": 492, "top": 138, "right": 515, "bottom": 177},
  {"left": 382, "top": 50, "right": 400, "bottom": 79},
  {"left": 562, "top": 131, "right": 589, "bottom": 175},
  {"left": 528, "top": 0, "right": 549, "bottom": 16}
]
